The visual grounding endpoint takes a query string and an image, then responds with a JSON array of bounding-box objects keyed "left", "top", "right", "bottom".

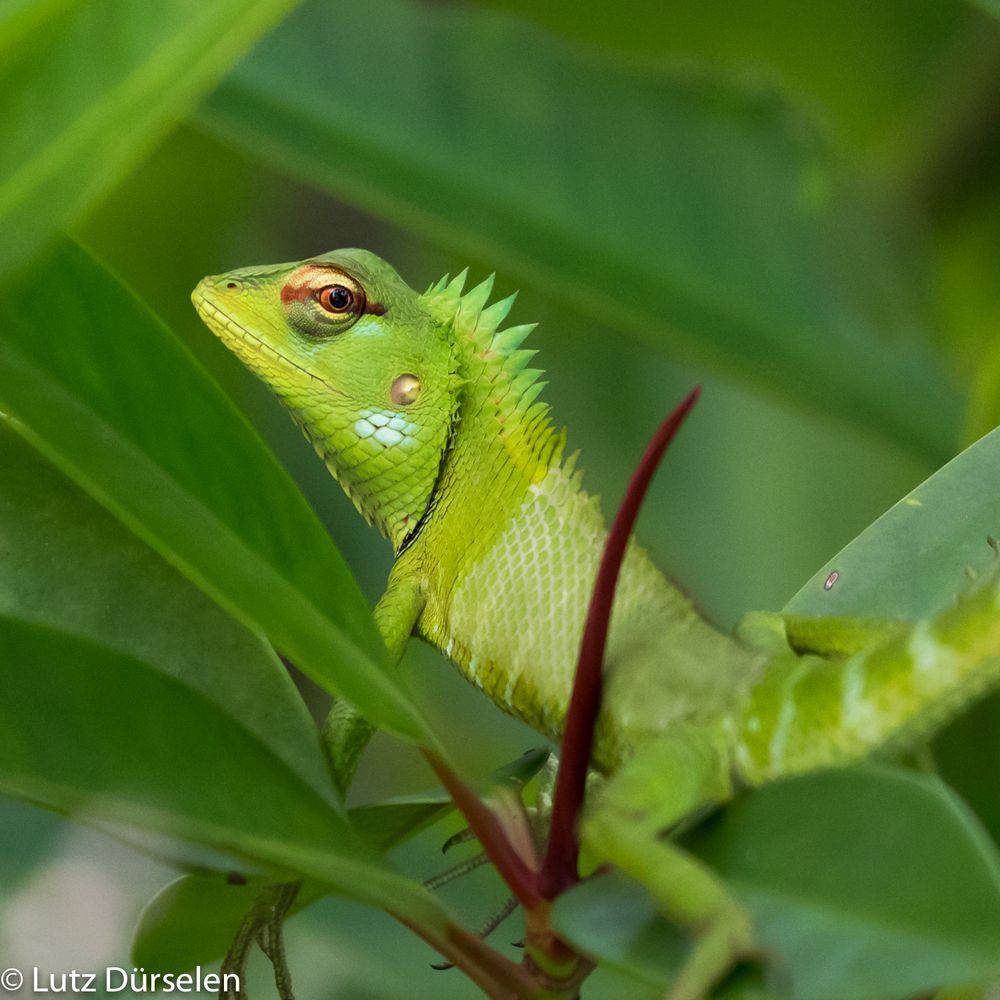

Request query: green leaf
[
  {"left": 0, "top": 0, "right": 300, "bottom": 279},
  {"left": 0, "top": 426, "right": 333, "bottom": 799},
  {"left": 198, "top": 0, "right": 958, "bottom": 459},
  {"left": 128, "top": 800, "right": 454, "bottom": 975},
  {"left": 0, "top": 616, "right": 446, "bottom": 929},
  {"left": 555, "top": 766, "right": 1000, "bottom": 1000},
  {"left": 553, "top": 872, "right": 686, "bottom": 988},
  {"left": 972, "top": 1, "right": 1000, "bottom": 20},
  {"left": 131, "top": 746, "right": 550, "bottom": 973},
  {"left": 933, "top": 691, "right": 1000, "bottom": 849},
  {"left": 783, "top": 424, "right": 1000, "bottom": 619},
  {"left": 0, "top": 238, "right": 433, "bottom": 745},
  {"left": 131, "top": 875, "right": 321, "bottom": 975},
  {"left": 480, "top": 0, "right": 969, "bottom": 158},
  {"left": 0, "top": 0, "right": 75, "bottom": 58},
  {"left": 130, "top": 800, "right": 453, "bottom": 974},
  {"left": 0, "top": 796, "right": 62, "bottom": 890},
  {"left": 350, "top": 796, "right": 453, "bottom": 854},
  {"left": 345, "top": 745, "right": 550, "bottom": 854}
]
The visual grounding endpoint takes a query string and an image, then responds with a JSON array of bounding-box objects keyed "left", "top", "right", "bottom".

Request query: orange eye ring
[{"left": 317, "top": 282, "right": 366, "bottom": 316}]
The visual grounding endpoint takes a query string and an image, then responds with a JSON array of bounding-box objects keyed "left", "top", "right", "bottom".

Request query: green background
[{"left": 3, "top": 0, "right": 1000, "bottom": 996}]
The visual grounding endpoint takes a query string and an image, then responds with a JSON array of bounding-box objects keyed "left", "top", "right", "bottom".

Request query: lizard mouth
[{"left": 192, "top": 289, "right": 345, "bottom": 398}]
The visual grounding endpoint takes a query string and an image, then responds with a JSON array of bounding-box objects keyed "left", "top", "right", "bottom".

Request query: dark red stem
[
  {"left": 422, "top": 750, "right": 542, "bottom": 908},
  {"left": 539, "top": 387, "right": 701, "bottom": 898}
]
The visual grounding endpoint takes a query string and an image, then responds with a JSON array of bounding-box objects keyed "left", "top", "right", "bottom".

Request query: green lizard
[{"left": 193, "top": 249, "right": 1000, "bottom": 999}]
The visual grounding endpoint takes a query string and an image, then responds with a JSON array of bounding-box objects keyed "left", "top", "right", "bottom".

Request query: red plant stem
[
  {"left": 539, "top": 387, "right": 701, "bottom": 899},
  {"left": 392, "top": 911, "right": 541, "bottom": 1000},
  {"left": 422, "top": 749, "right": 542, "bottom": 908}
]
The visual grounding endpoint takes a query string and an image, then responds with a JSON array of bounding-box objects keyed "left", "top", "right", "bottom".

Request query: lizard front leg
[
  {"left": 220, "top": 574, "right": 424, "bottom": 999},
  {"left": 580, "top": 725, "right": 753, "bottom": 1000},
  {"left": 324, "top": 571, "right": 425, "bottom": 796}
]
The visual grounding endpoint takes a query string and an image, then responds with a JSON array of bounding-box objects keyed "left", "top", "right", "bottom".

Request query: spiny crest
[
  {"left": 423, "top": 271, "right": 540, "bottom": 392},
  {"left": 423, "top": 269, "right": 470, "bottom": 320},
  {"left": 422, "top": 267, "right": 565, "bottom": 472}
]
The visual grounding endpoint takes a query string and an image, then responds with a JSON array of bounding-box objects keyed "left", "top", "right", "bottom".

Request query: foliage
[{"left": 2, "top": 1, "right": 1000, "bottom": 998}]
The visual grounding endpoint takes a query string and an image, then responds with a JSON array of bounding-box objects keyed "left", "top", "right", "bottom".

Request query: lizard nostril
[{"left": 226, "top": 281, "right": 238, "bottom": 290}]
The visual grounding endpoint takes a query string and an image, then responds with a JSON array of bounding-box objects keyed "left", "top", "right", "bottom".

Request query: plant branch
[{"left": 393, "top": 911, "right": 543, "bottom": 999}]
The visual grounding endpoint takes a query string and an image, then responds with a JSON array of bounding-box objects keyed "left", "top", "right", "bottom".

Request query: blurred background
[{"left": 3, "top": 0, "right": 1000, "bottom": 995}]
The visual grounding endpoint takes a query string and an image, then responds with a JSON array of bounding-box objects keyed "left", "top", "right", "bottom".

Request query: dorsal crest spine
[{"left": 421, "top": 270, "right": 564, "bottom": 473}]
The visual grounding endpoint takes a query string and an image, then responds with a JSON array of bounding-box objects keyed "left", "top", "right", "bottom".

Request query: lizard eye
[
  {"left": 282, "top": 265, "right": 368, "bottom": 338},
  {"left": 318, "top": 284, "right": 356, "bottom": 313}
]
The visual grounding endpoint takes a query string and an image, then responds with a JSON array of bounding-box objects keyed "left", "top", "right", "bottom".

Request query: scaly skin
[
  {"left": 193, "top": 250, "right": 1000, "bottom": 999},
  {"left": 192, "top": 251, "right": 760, "bottom": 772}
]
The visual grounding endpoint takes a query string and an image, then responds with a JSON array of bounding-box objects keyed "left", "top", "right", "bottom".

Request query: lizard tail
[{"left": 732, "top": 565, "right": 1000, "bottom": 784}]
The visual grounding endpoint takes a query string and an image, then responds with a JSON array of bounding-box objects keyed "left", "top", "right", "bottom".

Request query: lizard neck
[
  {"left": 295, "top": 270, "right": 553, "bottom": 552},
  {"left": 287, "top": 316, "right": 462, "bottom": 552},
  {"left": 289, "top": 386, "right": 458, "bottom": 552},
  {"left": 406, "top": 273, "right": 565, "bottom": 569}
]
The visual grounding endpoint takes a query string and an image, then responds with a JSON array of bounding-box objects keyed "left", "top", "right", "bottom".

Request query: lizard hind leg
[{"left": 580, "top": 725, "right": 754, "bottom": 1000}]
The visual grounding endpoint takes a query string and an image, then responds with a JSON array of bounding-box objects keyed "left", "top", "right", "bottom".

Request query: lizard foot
[
  {"left": 430, "top": 896, "right": 519, "bottom": 971},
  {"left": 220, "top": 881, "right": 299, "bottom": 1000}
]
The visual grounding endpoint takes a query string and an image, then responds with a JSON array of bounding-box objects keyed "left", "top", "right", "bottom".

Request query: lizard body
[
  {"left": 194, "top": 251, "right": 760, "bottom": 771},
  {"left": 193, "top": 249, "right": 1000, "bottom": 998}
]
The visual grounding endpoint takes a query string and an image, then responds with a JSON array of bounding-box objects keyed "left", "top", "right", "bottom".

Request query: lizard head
[{"left": 193, "top": 248, "right": 461, "bottom": 548}]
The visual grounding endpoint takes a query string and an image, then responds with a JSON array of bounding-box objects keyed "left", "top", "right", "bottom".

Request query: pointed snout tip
[
  {"left": 191, "top": 275, "right": 210, "bottom": 309},
  {"left": 191, "top": 274, "right": 229, "bottom": 319}
]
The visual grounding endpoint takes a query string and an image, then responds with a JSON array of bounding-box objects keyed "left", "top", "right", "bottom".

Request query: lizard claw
[
  {"left": 441, "top": 826, "right": 478, "bottom": 853},
  {"left": 429, "top": 896, "right": 519, "bottom": 973}
]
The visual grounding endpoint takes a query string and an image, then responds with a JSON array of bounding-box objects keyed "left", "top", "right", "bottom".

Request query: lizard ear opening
[{"left": 390, "top": 374, "right": 421, "bottom": 406}]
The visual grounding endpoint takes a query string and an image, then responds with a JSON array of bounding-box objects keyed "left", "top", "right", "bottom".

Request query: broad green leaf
[
  {"left": 131, "top": 875, "right": 316, "bottom": 975},
  {"left": 131, "top": 746, "right": 551, "bottom": 973},
  {"left": 0, "top": 239, "right": 432, "bottom": 744},
  {"left": 0, "top": 0, "right": 76, "bottom": 58},
  {"left": 129, "top": 796, "right": 445, "bottom": 975},
  {"left": 784, "top": 424, "right": 1000, "bottom": 619},
  {"left": 0, "top": 796, "right": 62, "bottom": 890},
  {"left": 973, "top": 1, "right": 1000, "bottom": 19},
  {"left": 934, "top": 691, "right": 1000, "bottom": 848},
  {"left": 198, "top": 0, "right": 958, "bottom": 459},
  {"left": 555, "top": 766, "right": 1000, "bottom": 1000},
  {"left": 350, "top": 746, "right": 548, "bottom": 851},
  {"left": 0, "top": 0, "right": 300, "bottom": 278},
  {"left": 483, "top": 0, "right": 970, "bottom": 157},
  {"left": 0, "top": 426, "right": 333, "bottom": 799},
  {"left": 350, "top": 796, "right": 454, "bottom": 854},
  {"left": 0, "top": 616, "right": 446, "bottom": 930},
  {"left": 128, "top": 799, "right": 455, "bottom": 974},
  {"left": 553, "top": 872, "right": 686, "bottom": 988}
]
